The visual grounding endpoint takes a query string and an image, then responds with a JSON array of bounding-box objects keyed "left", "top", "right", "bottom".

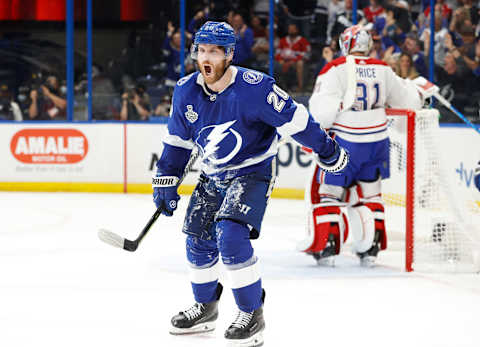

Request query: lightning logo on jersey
[{"left": 196, "top": 120, "right": 243, "bottom": 165}]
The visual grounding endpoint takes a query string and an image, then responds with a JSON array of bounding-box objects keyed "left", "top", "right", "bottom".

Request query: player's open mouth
[{"left": 203, "top": 64, "right": 212, "bottom": 75}]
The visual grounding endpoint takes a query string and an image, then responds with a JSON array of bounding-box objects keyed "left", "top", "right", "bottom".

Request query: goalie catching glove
[
  {"left": 152, "top": 173, "right": 180, "bottom": 216},
  {"left": 314, "top": 141, "right": 349, "bottom": 174}
]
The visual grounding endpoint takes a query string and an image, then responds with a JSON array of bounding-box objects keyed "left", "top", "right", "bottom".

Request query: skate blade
[
  {"left": 360, "top": 256, "right": 377, "bottom": 268},
  {"left": 226, "top": 330, "right": 264, "bottom": 347},
  {"left": 169, "top": 321, "right": 216, "bottom": 335},
  {"left": 316, "top": 256, "right": 335, "bottom": 267}
]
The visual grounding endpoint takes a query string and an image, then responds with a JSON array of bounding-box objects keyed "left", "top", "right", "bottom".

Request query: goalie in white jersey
[{"left": 298, "top": 25, "right": 424, "bottom": 266}]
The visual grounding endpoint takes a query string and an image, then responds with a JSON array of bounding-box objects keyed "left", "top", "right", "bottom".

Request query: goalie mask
[
  {"left": 191, "top": 21, "right": 236, "bottom": 60},
  {"left": 339, "top": 25, "right": 373, "bottom": 56}
]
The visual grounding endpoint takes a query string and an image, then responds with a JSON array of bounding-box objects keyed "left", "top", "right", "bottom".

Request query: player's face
[{"left": 197, "top": 44, "right": 229, "bottom": 84}]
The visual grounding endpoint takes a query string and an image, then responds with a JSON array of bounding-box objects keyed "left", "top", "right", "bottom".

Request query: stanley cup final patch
[{"left": 185, "top": 105, "right": 198, "bottom": 123}]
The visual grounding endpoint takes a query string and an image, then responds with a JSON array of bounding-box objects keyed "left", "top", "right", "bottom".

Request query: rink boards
[{"left": 0, "top": 122, "right": 479, "bottom": 201}]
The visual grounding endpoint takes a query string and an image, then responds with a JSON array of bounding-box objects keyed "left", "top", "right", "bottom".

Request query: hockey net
[{"left": 384, "top": 108, "right": 480, "bottom": 272}]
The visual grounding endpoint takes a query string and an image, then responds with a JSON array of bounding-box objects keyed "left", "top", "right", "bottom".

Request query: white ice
[{"left": 1, "top": 192, "right": 479, "bottom": 347}]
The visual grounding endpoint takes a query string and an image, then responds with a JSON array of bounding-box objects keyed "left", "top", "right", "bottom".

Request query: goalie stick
[{"left": 98, "top": 148, "right": 200, "bottom": 252}]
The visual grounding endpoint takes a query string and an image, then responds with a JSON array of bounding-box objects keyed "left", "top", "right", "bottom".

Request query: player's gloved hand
[
  {"left": 412, "top": 76, "right": 439, "bottom": 106},
  {"left": 474, "top": 161, "right": 480, "bottom": 192},
  {"left": 315, "top": 141, "right": 349, "bottom": 174},
  {"left": 152, "top": 174, "right": 180, "bottom": 216}
]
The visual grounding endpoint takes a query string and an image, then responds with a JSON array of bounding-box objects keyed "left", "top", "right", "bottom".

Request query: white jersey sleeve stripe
[
  {"left": 163, "top": 131, "right": 195, "bottom": 150},
  {"left": 277, "top": 102, "right": 309, "bottom": 137}
]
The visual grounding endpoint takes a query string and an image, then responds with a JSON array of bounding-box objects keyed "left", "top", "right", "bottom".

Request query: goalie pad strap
[{"left": 152, "top": 176, "right": 179, "bottom": 188}]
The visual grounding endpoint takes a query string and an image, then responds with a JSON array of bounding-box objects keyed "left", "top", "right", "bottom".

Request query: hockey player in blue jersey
[{"left": 152, "top": 21, "right": 348, "bottom": 347}]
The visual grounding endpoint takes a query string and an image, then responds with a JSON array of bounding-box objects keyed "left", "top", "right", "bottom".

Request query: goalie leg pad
[
  {"left": 297, "top": 203, "right": 349, "bottom": 254},
  {"left": 357, "top": 179, "right": 387, "bottom": 250},
  {"left": 347, "top": 205, "right": 376, "bottom": 254},
  {"left": 363, "top": 201, "right": 387, "bottom": 250}
]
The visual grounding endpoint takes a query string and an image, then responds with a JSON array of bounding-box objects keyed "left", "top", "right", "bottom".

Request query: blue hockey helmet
[{"left": 191, "top": 21, "right": 236, "bottom": 59}]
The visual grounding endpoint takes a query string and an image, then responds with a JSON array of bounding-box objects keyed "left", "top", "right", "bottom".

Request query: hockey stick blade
[{"left": 98, "top": 229, "right": 138, "bottom": 252}]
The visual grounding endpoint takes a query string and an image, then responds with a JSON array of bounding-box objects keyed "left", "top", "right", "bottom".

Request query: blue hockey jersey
[{"left": 157, "top": 66, "right": 336, "bottom": 179}]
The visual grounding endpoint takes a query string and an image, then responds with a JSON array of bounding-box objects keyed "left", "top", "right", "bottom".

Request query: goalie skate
[
  {"left": 311, "top": 233, "right": 337, "bottom": 266},
  {"left": 169, "top": 283, "right": 222, "bottom": 335},
  {"left": 356, "top": 230, "right": 381, "bottom": 267}
]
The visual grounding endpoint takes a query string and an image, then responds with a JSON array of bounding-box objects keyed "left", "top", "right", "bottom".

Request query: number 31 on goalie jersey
[{"left": 353, "top": 81, "right": 380, "bottom": 111}]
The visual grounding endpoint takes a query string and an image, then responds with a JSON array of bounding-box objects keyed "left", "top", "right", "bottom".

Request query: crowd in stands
[{"left": 1, "top": 0, "right": 478, "bottom": 123}]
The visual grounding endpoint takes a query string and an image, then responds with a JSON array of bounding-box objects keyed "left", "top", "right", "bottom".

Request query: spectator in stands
[
  {"left": 383, "top": 45, "right": 400, "bottom": 69},
  {"left": 275, "top": 23, "right": 311, "bottom": 92},
  {"left": 252, "top": 0, "right": 270, "bottom": 22},
  {"left": 396, "top": 52, "right": 419, "bottom": 79},
  {"left": 251, "top": 15, "right": 267, "bottom": 39},
  {"left": 434, "top": 51, "right": 476, "bottom": 121},
  {"left": 382, "top": 5, "right": 405, "bottom": 47},
  {"left": 382, "top": 6, "right": 399, "bottom": 38},
  {"left": 330, "top": 0, "right": 366, "bottom": 40},
  {"left": 449, "top": 0, "right": 479, "bottom": 36},
  {"left": 402, "top": 33, "right": 428, "bottom": 77},
  {"left": 0, "top": 85, "right": 21, "bottom": 121},
  {"left": 443, "top": 33, "right": 480, "bottom": 115},
  {"left": 187, "top": 10, "right": 208, "bottom": 38},
  {"left": 364, "top": 0, "right": 385, "bottom": 23},
  {"left": 76, "top": 66, "right": 116, "bottom": 120},
  {"left": 153, "top": 94, "right": 172, "bottom": 119},
  {"left": 280, "top": 1, "right": 317, "bottom": 39},
  {"left": 421, "top": 9, "right": 450, "bottom": 66},
  {"left": 459, "top": 37, "right": 480, "bottom": 77},
  {"left": 313, "top": 36, "right": 342, "bottom": 75},
  {"left": 251, "top": 24, "right": 279, "bottom": 72},
  {"left": 120, "top": 84, "right": 151, "bottom": 121},
  {"left": 28, "top": 75, "right": 66, "bottom": 120},
  {"left": 424, "top": 0, "right": 452, "bottom": 21},
  {"left": 163, "top": 22, "right": 195, "bottom": 87},
  {"left": 327, "top": 0, "right": 346, "bottom": 44},
  {"left": 231, "top": 13, "right": 255, "bottom": 66},
  {"left": 370, "top": 33, "right": 386, "bottom": 59}
]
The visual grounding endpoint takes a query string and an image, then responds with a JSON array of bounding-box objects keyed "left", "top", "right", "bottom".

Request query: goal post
[{"left": 384, "top": 108, "right": 480, "bottom": 273}]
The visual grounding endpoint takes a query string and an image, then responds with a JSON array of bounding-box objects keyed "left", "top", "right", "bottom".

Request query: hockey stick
[
  {"left": 433, "top": 92, "right": 480, "bottom": 135},
  {"left": 98, "top": 148, "right": 200, "bottom": 252}
]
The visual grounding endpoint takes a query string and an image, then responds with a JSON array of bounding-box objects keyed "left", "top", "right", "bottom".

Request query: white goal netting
[{"left": 383, "top": 108, "right": 480, "bottom": 272}]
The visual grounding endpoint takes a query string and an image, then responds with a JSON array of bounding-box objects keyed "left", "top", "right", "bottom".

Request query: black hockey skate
[
  {"left": 357, "top": 230, "right": 381, "bottom": 267},
  {"left": 311, "top": 233, "right": 337, "bottom": 266},
  {"left": 169, "top": 283, "right": 223, "bottom": 335},
  {"left": 225, "top": 289, "right": 265, "bottom": 347}
]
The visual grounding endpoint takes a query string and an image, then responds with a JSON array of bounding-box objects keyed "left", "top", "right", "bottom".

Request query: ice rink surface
[{"left": 1, "top": 191, "right": 480, "bottom": 347}]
